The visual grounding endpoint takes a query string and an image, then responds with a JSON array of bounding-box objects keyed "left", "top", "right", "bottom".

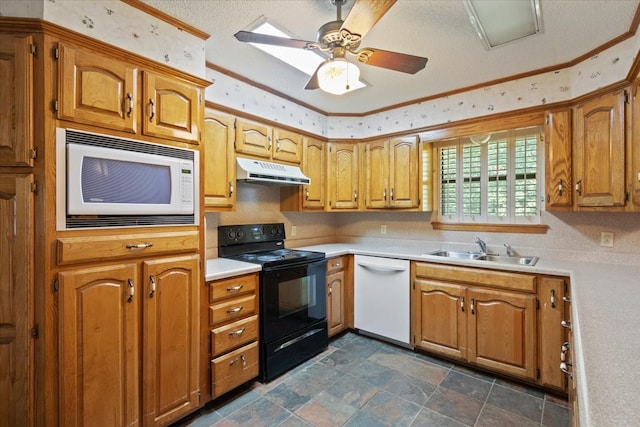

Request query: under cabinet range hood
[{"left": 236, "top": 157, "right": 311, "bottom": 185}]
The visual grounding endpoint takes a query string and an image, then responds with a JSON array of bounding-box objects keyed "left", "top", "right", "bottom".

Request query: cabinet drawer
[
  {"left": 57, "top": 231, "right": 199, "bottom": 265},
  {"left": 211, "top": 341, "right": 259, "bottom": 397},
  {"left": 414, "top": 262, "right": 536, "bottom": 292},
  {"left": 209, "top": 295, "right": 257, "bottom": 326},
  {"left": 326, "top": 256, "right": 346, "bottom": 274},
  {"left": 209, "top": 274, "right": 258, "bottom": 303},
  {"left": 211, "top": 315, "right": 259, "bottom": 356}
]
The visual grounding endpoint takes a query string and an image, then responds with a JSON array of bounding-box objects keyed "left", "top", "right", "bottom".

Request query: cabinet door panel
[
  {"left": 273, "top": 128, "right": 302, "bottom": 164},
  {"left": 142, "top": 255, "right": 200, "bottom": 426},
  {"left": 364, "top": 140, "right": 389, "bottom": 208},
  {"left": 143, "top": 72, "right": 201, "bottom": 143},
  {"left": 58, "top": 43, "right": 137, "bottom": 133},
  {"left": 414, "top": 279, "right": 467, "bottom": 360},
  {"left": 328, "top": 143, "right": 359, "bottom": 210},
  {"left": 0, "top": 174, "right": 34, "bottom": 426},
  {"left": 389, "top": 137, "right": 420, "bottom": 208},
  {"left": 203, "top": 112, "right": 236, "bottom": 209},
  {"left": 59, "top": 264, "right": 140, "bottom": 427},
  {"left": 302, "top": 138, "right": 326, "bottom": 209},
  {"left": 235, "top": 119, "right": 272, "bottom": 158},
  {"left": 538, "top": 277, "right": 567, "bottom": 391},
  {"left": 545, "top": 110, "right": 573, "bottom": 210},
  {"left": 327, "top": 270, "right": 345, "bottom": 336},
  {"left": 573, "top": 91, "right": 625, "bottom": 207},
  {"left": 0, "top": 34, "right": 34, "bottom": 166},
  {"left": 468, "top": 288, "right": 537, "bottom": 380}
]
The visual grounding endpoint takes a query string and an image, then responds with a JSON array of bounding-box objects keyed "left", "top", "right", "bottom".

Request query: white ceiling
[{"left": 140, "top": 0, "right": 639, "bottom": 114}]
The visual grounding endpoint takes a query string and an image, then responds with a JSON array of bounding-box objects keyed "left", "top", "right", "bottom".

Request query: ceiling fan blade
[
  {"left": 304, "top": 65, "right": 321, "bottom": 90},
  {"left": 355, "top": 48, "right": 428, "bottom": 74},
  {"left": 234, "top": 31, "right": 316, "bottom": 50},
  {"left": 340, "top": 0, "right": 397, "bottom": 39}
]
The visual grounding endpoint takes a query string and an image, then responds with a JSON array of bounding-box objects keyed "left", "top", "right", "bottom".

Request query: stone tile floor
[{"left": 173, "top": 332, "right": 569, "bottom": 427}]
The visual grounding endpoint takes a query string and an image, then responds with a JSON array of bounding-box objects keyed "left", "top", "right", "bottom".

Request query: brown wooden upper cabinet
[
  {"left": 327, "top": 142, "right": 360, "bottom": 210},
  {"left": 544, "top": 109, "right": 573, "bottom": 211},
  {"left": 362, "top": 136, "right": 420, "bottom": 209},
  {"left": 630, "top": 76, "right": 640, "bottom": 208},
  {"left": 573, "top": 89, "right": 627, "bottom": 208},
  {"left": 203, "top": 110, "right": 236, "bottom": 210},
  {"left": 235, "top": 118, "right": 302, "bottom": 164},
  {"left": 0, "top": 34, "right": 35, "bottom": 167},
  {"left": 57, "top": 43, "right": 202, "bottom": 144}
]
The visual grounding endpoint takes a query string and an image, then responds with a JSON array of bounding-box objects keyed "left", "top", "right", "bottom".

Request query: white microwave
[{"left": 56, "top": 128, "right": 199, "bottom": 230}]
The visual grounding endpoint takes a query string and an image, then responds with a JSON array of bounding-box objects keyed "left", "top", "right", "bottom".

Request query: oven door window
[{"left": 262, "top": 260, "right": 326, "bottom": 342}]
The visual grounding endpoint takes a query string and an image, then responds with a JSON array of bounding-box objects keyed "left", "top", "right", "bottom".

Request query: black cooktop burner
[{"left": 218, "top": 223, "right": 325, "bottom": 268}]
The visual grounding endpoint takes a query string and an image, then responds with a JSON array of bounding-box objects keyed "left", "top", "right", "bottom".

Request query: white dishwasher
[{"left": 354, "top": 255, "right": 411, "bottom": 346}]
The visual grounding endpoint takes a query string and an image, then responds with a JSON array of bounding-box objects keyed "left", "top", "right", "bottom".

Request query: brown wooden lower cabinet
[
  {"left": 412, "top": 261, "right": 569, "bottom": 392},
  {"left": 58, "top": 239, "right": 200, "bottom": 427}
]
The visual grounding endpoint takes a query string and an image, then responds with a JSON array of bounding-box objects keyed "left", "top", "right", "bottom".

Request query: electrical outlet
[
  {"left": 600, "top": 231, "right": 614, "bottom": 247},
  {"left": 291, "top": 225, "right": 297, "bottom": 237},
  {"left": 380, "top": 225, "right": 387, "bottom": 234}
]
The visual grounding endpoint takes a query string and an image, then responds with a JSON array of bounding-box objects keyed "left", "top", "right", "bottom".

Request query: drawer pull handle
[
  {"left": 561, "top": 320, "right": 571, "bottom": 330},
  {"left": 563, "top": 296, "right": 571, "bottom": 303},
  {"left": 226, "top": 306, "right": 243, "bottom": 314},
  {"left": 229, "top": 327, "right": 246, "bottom": 336},
  {"left": 226, "top": 285, "right": 244, "bottom": 292},
  {"left": 331, "top": 263, "right": 341, "bottom": 268},
  {"left": 460, "top": 296, "right": 465, "bottom": 312},
  {"left": 470, "top": 298, "right": 475, "bottom": 315},
  {"left": 126, "top": 242, "right": 153, "bottom": 249},
  {"left": 148, "top": 98, "right": 155, "bottom": 122},
  {"left": 550, "top": 289, "right": 556, "bottom": 308},
  {"left": 229, "top": 354, "right": 246, "bottom": 366},
  {"left": 560, "top": 362, "right": 573, "bottom": 378},
  {"left": 126, "top": 92, "right": 133, "bottom": 117},
  {"left": 127, "top": 278, "right": 134, "bottom": 303},
  {"left": 149, "top": 274, "right": 156, "bottom": 298}
]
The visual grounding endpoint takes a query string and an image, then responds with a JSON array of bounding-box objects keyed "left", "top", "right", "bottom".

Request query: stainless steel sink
[
  {"left": 423, "top": 250, "right": 484, "bottom": 260},
  {"left": 423, "top": 250, "right": 538, "bottom": 266},
  {"left": 478, "top": 254, "right": 539, "bottom": 266}
]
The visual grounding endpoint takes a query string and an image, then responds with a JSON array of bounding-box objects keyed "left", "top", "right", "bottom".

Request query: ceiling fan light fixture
[{"left": 317, "top": 58, "right": 361, "bottom": 95}]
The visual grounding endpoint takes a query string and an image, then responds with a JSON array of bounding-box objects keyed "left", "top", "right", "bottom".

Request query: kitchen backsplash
[{"left": 205, "top": 185, "right": 640, "bottom": 266}]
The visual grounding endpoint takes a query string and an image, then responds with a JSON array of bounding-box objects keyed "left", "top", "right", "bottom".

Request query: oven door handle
[
  {"left": 356, "top": 261, "right": 407, "bottom": 273},
  {"left": 275, "top": 328, "right": 325, "bottom": 353}
]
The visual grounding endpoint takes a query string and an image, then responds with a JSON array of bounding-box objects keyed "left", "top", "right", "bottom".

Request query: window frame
[{"left": 434, "top": 126, "right": 543, "bottom": 225}]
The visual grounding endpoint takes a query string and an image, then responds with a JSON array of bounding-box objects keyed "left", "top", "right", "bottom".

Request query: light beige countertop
[{"left": 207, "top": 242, "right": 640, "bottom": 426}]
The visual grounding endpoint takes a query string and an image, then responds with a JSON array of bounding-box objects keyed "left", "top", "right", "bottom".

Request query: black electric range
[{"left": 218, "top": 223, "right": 328, "bottom": 381}]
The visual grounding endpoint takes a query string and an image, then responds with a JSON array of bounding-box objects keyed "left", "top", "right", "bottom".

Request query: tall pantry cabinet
[{"left": 0, "top": 19, "right": 209, "bottom": 426}]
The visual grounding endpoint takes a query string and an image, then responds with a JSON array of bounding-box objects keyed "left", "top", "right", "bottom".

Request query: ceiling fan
[{"left": 234, "top": 0, "right": 428, "bottom": 94}]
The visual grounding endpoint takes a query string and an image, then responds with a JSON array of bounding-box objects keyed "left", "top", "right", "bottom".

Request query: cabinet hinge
[
  {"left": 626, "top": 192, "right": 630, "bottom": 202},
  {"left": 52, "top": 46, "right": 59, "bottom": 60},
  {"left": 31, "top": 325, "right": 39, "bottom": 339},
  {"left": 30, "top": 180, "right": 37, "bottom": 193},
  {"left": 52, "top": 100, "right": 58, "bottom": 112},
  {"left": 545, "top": 114, "right": 550, "bottom": 125},
  {"left": 412, "top": 280, "right": 415, "bottom": 290},
  {"left": 52, "top": 278, "right": 59, "bottom": 293},
  {"left": 30, "top": 43, "right": 37, "bottom": 56},
  {"left": 30, "top": 148, "right": 38, "bottom": 160},
  {"left": 536, "top": 368, "right": 540, "bottom": 379},
  {"left": 625, "top": 90, "right": 630, "bottom": 104},
  {"left": 536, "top": 299, "right": 540, "bottom": 309}
]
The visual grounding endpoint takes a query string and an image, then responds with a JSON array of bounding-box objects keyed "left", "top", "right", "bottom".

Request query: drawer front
[
  {"left": 209, "top": 295, "right": 257, "bottom": 327},
  {"left": 209, "top": 274, "right": 258, "bottom": 303},
  {"left": 326, "top": 256, "right": 346, "bottom": 274},
  {"left": 211, "top": 341, "right": 259, "bottom": 397},
  {"left": 414, "top": 262, "right": 536, "bottom": 292},
  {"left": 211, "top": 315, "right": 259, "bottom": 356},
  {"left": 57, "top": 231, "right": 199, "bottom": 265}
]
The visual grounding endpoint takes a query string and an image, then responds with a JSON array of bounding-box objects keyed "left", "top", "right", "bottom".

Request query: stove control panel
[{"left": 218, "top": 223, "right": 285, "bottom": 245}]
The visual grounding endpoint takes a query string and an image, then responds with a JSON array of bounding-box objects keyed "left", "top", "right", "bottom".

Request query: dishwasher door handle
[{"left": 356, "top": 261, "right": 407, "bottom": 273}]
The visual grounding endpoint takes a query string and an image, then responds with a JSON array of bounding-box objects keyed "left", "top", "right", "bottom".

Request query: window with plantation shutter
[{"left": 434, "top": 126, "right": 542, "bottom": 224}]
